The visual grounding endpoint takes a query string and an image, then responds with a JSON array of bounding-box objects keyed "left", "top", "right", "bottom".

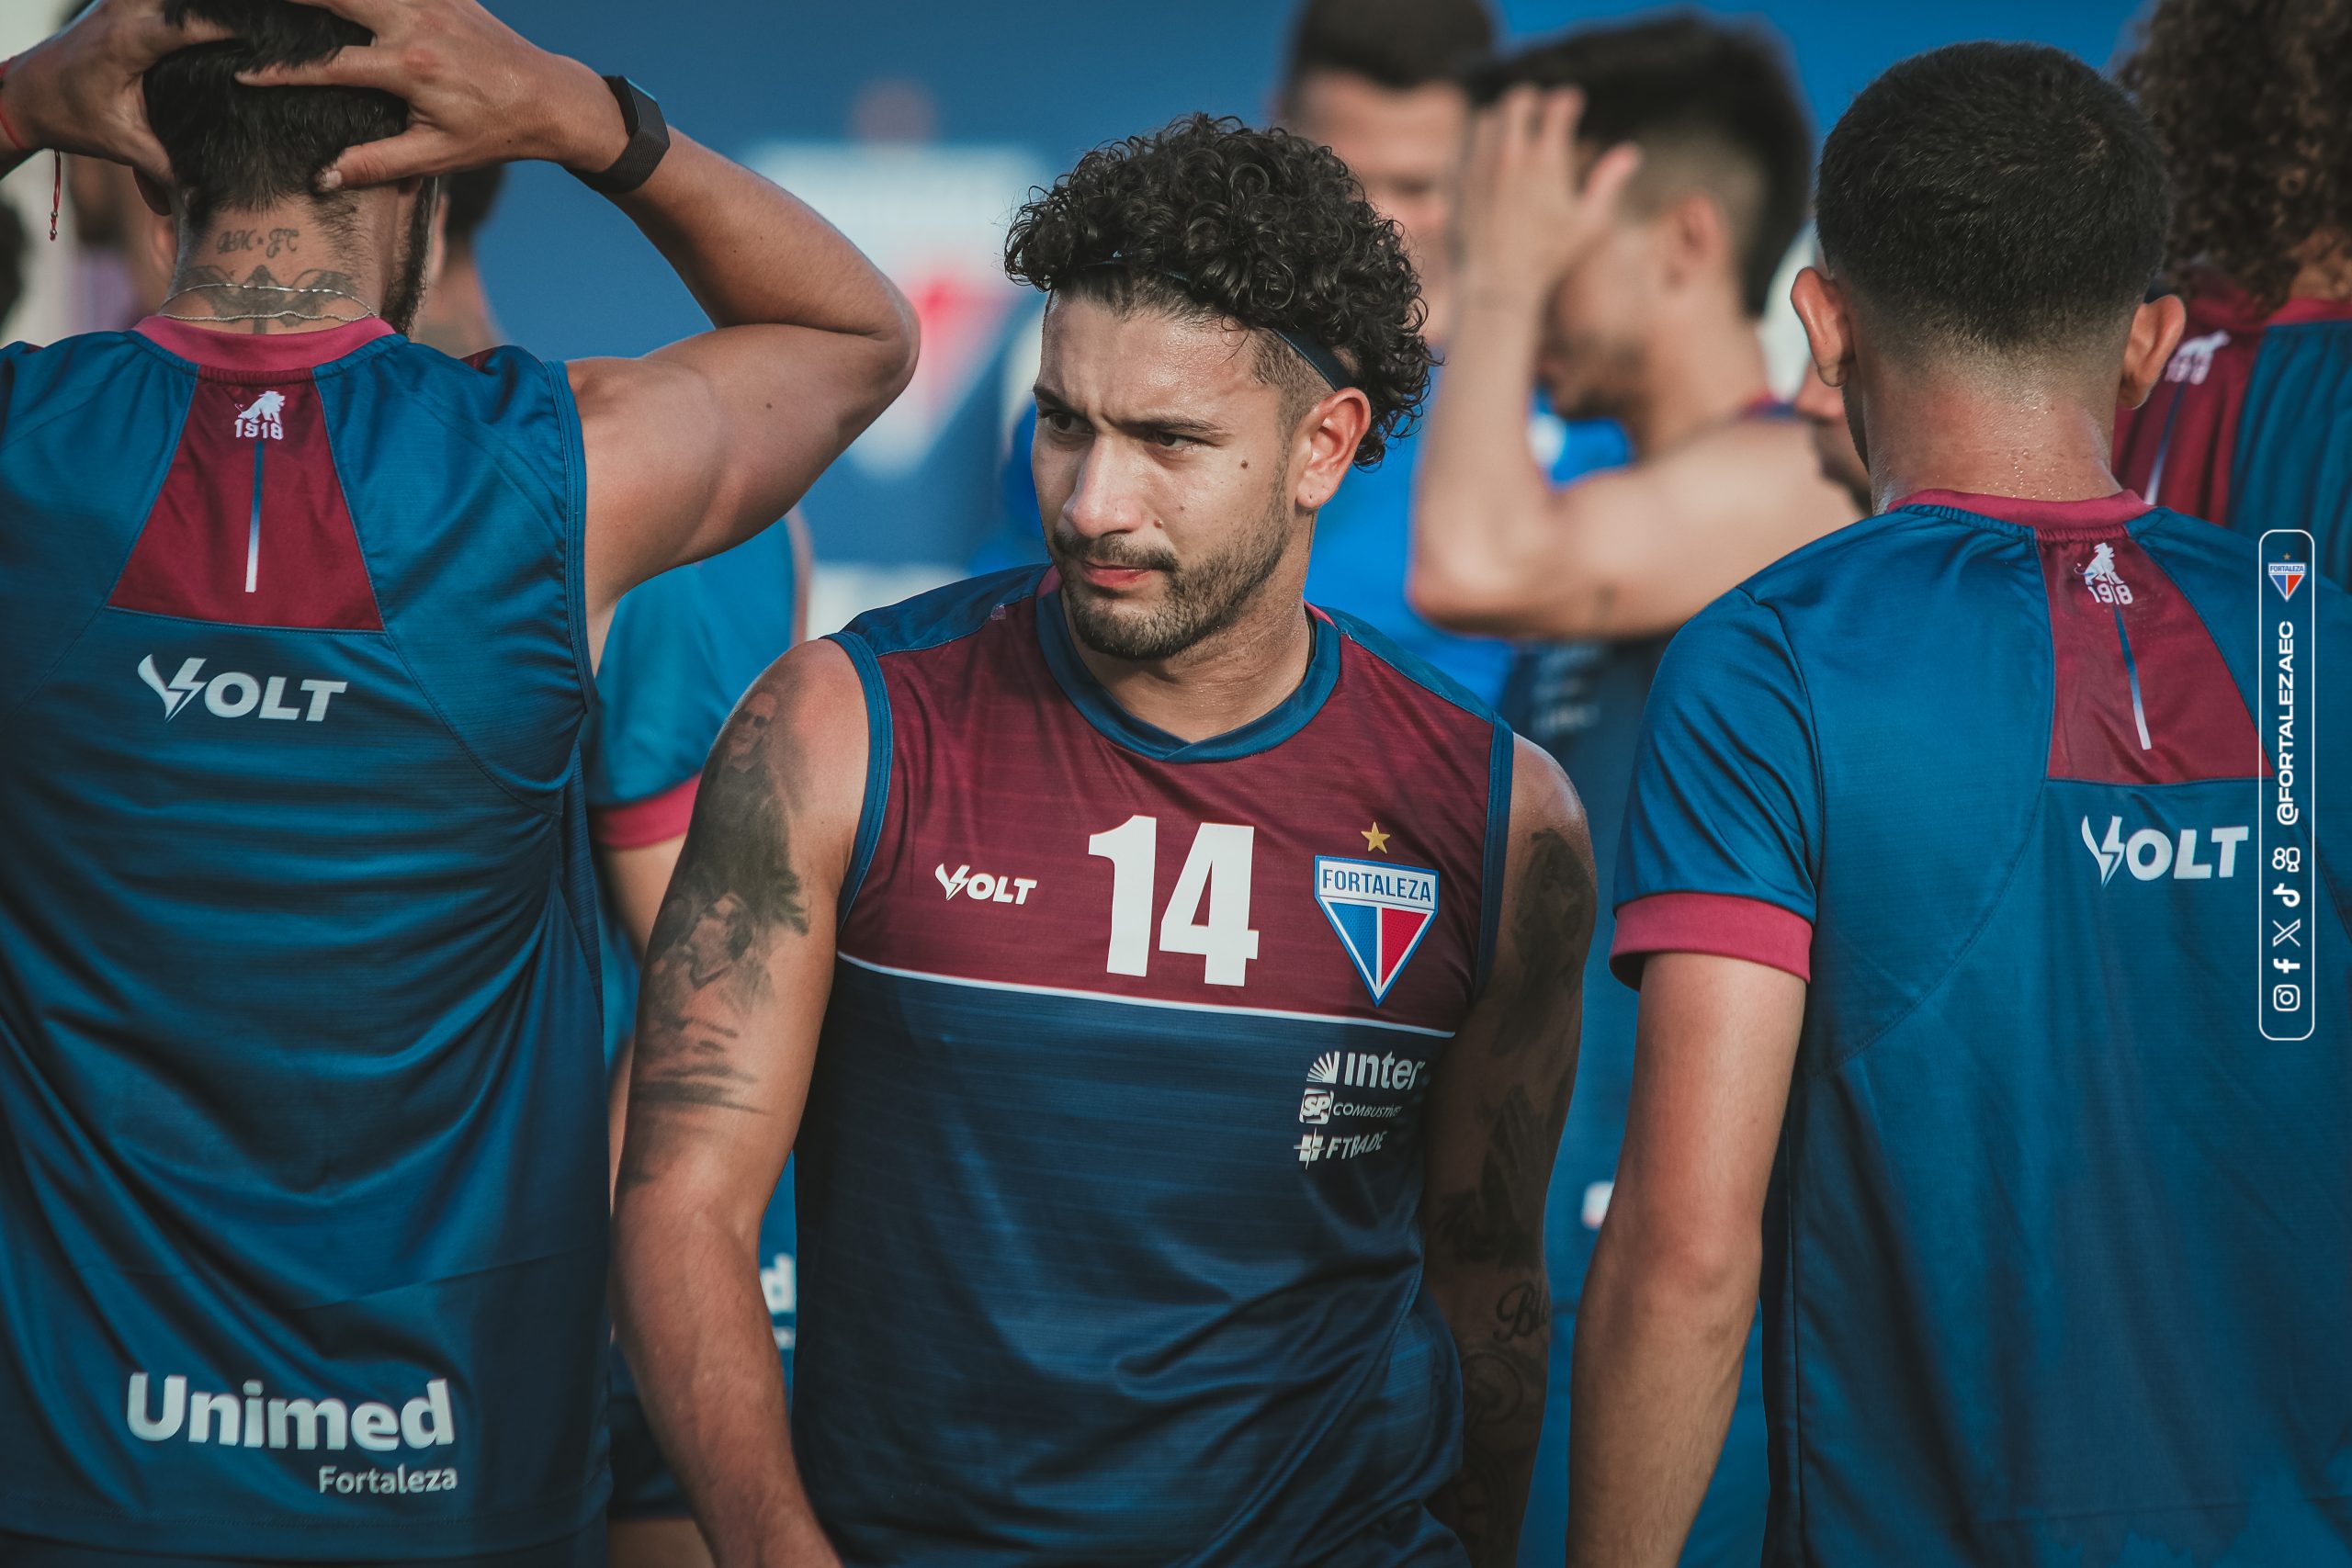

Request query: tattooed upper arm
[
  {"left": 615, "top": 638, "right": 868, "bottom": 1214},
  {"left": 1421, "top": 735, "right": 1596, "bottom": 1563}
]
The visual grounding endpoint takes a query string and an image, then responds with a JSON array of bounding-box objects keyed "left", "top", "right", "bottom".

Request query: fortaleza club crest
[
  {"left": 1314, "top": 856, "right": 1439, "bottom": 1005},
  {"left": 2270, "top": 560, "right": 2308, "bottom": 600}
]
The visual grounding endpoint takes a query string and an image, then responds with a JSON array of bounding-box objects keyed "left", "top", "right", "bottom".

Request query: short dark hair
[
  {"left": 442, "top": 166, "right": 506, "bottom": 252},
  {"left": 1475, "top": 14, "right": 1811, "bottom": 319},
  {"left": 1004, "top": 113, "right": 1432, "bottom": 468},
  {"left": 1817, "top": 42, "right": 2171, "bottom": 362},
  {"left": 1281, "top": 0, "right": 1496, "bottom": 97},
  {"left": 144, "top": 1, "right": 408, "bottom": 230},
  {"left": 2122, "top": 0, "right": 2352, "bottom": 310}
]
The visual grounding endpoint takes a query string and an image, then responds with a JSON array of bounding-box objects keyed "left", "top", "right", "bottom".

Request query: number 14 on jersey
[{"left": 1087, "top": 815, "right": 1261, "bottom": 987}]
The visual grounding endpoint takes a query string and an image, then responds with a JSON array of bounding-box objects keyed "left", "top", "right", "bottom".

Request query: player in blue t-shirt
[
  {"left": 0, "top": 3, "right": 913, "bottom": 1564},
  {"left": 1408, "top": 21, "right": 1856, "bottom": 1565},
  {"left": 1574, "top": 43, "right": 2350, "bottom": 1567}
]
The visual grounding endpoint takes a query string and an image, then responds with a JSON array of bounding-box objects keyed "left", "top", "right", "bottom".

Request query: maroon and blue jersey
[
  {"left": 0, "top": 318, "right": 607, "bottom": 1559},
  {"left": 1615, "top": 490, "right": 2350, "bottom": 1565},
  {"left": 2118, "top": 280, "right": 2352, "bottom": 584},
  {"left": 796, "top": 568, "right": 1512, "bottom": 1566}
]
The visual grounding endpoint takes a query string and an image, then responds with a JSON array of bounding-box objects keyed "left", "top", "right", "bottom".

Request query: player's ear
[
  {"left": 132, "top": 169, "right": 174, "bottom": 220},
  {"left": 2117, "top": 294, "right": 2188, "bottom": 412},
  {"left": 1790, "top": 265, "right": 1853, "bottom": 390},
  {"left": 1295, "top": 387, "right": 1372, "bottom": 511},
  {"left": 1660, "top": 190, "right": 1724, "bottom": 295}
]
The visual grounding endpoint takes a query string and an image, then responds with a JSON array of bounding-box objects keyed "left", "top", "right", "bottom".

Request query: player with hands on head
[
  {"left": 615, "top": 113, "right": 1593, "bottom": 1568},
  {"left": 1408, "top": 19, "right": 1850, "bottom": 647},
  {"left": 0, "top": 2, "right": 910, "bottom": 1565},
  {"left": 1575, "top": 40, "right": 2350, "bottom": 1568}
]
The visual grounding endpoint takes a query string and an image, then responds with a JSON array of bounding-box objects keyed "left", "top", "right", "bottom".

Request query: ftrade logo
[
  {"left": 2079, "top": 816, "right": 2248, "bottom": 885},
  {"left": 235, "top": 390, "right": 288, "bottom": 440},
  {"left": 933, "top": 862, "right": 1037, "bottom": 906},
  {"left": 138, "top": 656, "right": 347, "bottom": 723}
]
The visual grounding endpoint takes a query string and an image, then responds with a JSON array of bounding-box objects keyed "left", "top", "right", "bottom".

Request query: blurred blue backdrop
[{"left": 476, "top": 1, "right": 2146, "bottom": 576}]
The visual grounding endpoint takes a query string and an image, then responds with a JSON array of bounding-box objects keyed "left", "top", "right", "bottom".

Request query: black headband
[{"left": 1080, "top": 257, "right": 1354, "bottom": 392}]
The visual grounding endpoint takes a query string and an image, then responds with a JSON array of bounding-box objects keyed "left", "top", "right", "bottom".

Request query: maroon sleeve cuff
[
  {"left": 1610, "top": 892, "right": 1814, "bottom": 987},
  {"left": 590, "top": 774, "right": 700, "bottom": 850}
]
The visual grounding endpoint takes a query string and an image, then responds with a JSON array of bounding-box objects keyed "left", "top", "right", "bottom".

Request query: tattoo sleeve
[
  {"left": 616, "top": 689, "right": 810, "bottom": 1192},
  {"left": 1426, "top": 822, "right": 1597, "bottom": 1566}
]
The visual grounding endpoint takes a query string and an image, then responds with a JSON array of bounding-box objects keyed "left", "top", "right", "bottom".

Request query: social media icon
[{"left": 2272, "top": 984, "right": 2303, "bottom": 1012}]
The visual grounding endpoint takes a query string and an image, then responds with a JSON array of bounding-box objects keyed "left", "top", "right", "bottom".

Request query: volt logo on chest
[
  {"left": 138, "top": 655, "right": 347, "bottom": 723},
  {"left": 2079, "top": 815, "right": 2248, "bottom": 885},
  {"left": 934, "top": 863, "right": 1037, "bottom": 905}
]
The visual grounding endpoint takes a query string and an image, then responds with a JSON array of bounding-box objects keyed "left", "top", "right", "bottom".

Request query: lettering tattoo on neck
[
  {"left": 214, "top": 227, "right": 301, "bottom": 259},
  {"left": 616, "top": 689, "right": 809, "bottom": 1195}
]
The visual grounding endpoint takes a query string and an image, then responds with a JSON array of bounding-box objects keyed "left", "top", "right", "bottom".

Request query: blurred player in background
[
  {"left": 978, "top": 0, "right": 1626, "bottom": 700},
  {"left": 2114, "top": 0, "right": 2352, "bottom": 583},
  {"left": 0, "top": 0, "right": 913, "bottom": 1563},
  {"left": 408, "top": 164, "right": 503, "bottom": 355},
  {"left": 1279, "top": 0, "right": 1627, "bottom": 705},
  {"left": 1405, "top": 18, "right": 1849, "bottom": 1565},
  {"left": 1579, "top": 40, "right": 2348, "bottom": 1566},
  {"left": 616, "top": 114, "right": 1592, "bottom": 1568}
]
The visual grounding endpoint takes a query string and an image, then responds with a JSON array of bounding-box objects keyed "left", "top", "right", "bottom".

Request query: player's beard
[
  {"left": 1051, "top": 472, "right": 1294, "bottom": 664},
  {"left": 379, "top": 180, "right": 439, "bottom": 339}
]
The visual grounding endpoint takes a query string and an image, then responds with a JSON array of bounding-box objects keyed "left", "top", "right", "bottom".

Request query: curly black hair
[
  {"left": 1004, "top": 113, "right": 1431, "bottom": 468},
  {"left": 2121, "top": 0, "right": 2352, "bottom": 310}
]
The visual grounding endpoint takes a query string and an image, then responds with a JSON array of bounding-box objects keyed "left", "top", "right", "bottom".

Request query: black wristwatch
[{"left": 573, "top": 75, "right": 670, "bottom": 197}]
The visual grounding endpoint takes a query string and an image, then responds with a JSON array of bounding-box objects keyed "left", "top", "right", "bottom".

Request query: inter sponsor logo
[{"left": 126, "top": 1371, "right": 455, "bottom": 1455}]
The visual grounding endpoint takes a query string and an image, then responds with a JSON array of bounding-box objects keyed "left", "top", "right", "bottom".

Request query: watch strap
[{"left": 575, "top": 75, "right": 670, "bottom": 197}]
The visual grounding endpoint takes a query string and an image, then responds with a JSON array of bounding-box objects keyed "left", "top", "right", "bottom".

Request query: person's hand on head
[
  {"left": 1456, "top": 85, "right": 1640, "bottom": 299},
  {"left": 5, "top": 0, "right": 235, "bottom": 183},
  {"left": 234, "top": 0, "right": 628, "bottom": 191}
]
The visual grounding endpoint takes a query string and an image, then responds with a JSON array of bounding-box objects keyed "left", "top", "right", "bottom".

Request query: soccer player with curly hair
[
  {"left": 613, "top": 113, "right": 1595, "bottom": 1566},
  {"left": 2115, "top": 0, "right": 2352, "bottom": 581}
]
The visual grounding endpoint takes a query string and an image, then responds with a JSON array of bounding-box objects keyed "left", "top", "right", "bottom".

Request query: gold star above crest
[{"left": 1361, "top": 822, "right": 1392, "bottom": 854}]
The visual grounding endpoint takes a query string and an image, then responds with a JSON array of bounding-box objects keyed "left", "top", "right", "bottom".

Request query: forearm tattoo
[
  {"left": 1430, "top": 826, "right": 1596, "bottom": 1565},
  {"left": 616, "top": 691, "right": 808, "bottom": 1190}
]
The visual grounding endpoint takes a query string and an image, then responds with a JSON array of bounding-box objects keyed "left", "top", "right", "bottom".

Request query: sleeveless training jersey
[
  {"left": 0, "top": 318, "right": 607, "bottom": 1559},
  {"left": 2117, "top": 279, "right": 2352, "bottom": 584},
  {"left": 1615, "top": 490, "right": 2351, "bottom": 1566},
  {"left": 797, "top": 568, "right": 1511, "bottom": 1566}
]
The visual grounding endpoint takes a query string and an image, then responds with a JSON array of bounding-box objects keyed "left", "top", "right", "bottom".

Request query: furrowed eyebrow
[{"left": 1033, "top": 386, "right": 1226, "bottom": 443}]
